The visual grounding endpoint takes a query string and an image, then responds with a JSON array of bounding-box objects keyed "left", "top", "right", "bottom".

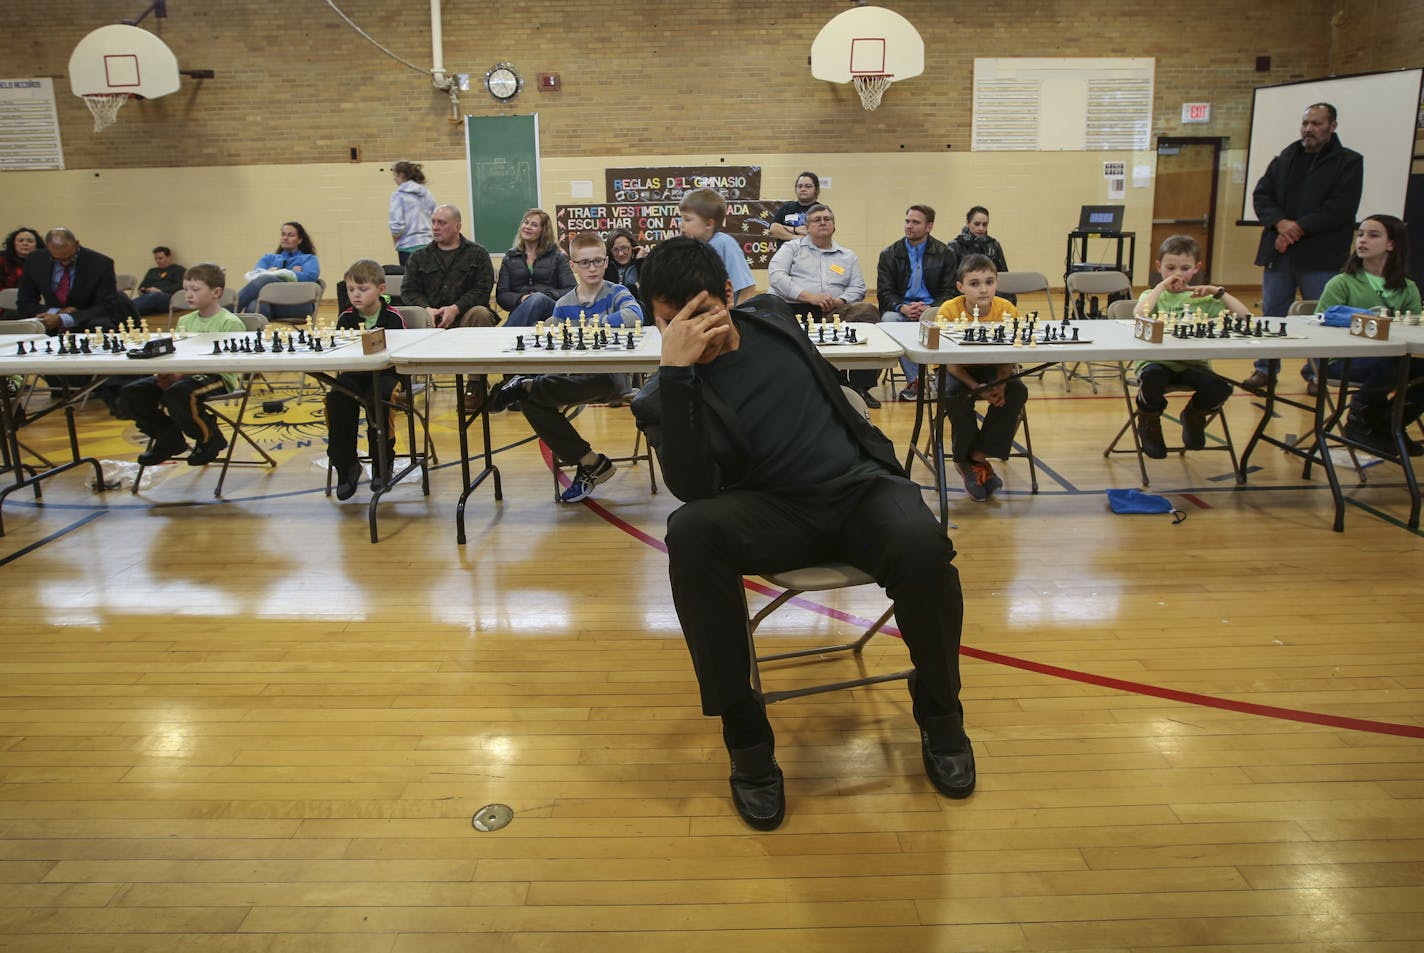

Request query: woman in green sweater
[{"left": 1316, "top": 213, "right": 1423, "bottom": 456}]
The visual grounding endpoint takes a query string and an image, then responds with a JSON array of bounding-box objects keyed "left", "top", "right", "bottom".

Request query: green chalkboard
[{"left": 464, "top": 113, "right": 541, "bottom": 251}]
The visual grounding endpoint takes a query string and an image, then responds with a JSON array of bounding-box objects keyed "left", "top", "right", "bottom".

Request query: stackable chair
[
  {"left": 254, "top": 281, "right": 322, "bottom": 326},
  {"left": 1103, "top": 298, "right": 1241, "bottom": 486},
  {"left": 115, "top": 273, "right": 138, "bottom": 295},
  {"left": 547, "top": 399, "right": 658, "bottom": 501},
  {"left": 165, "top": 288, "right": 238, "bottom": 329},
  {"left": 1062, "top": 270, "right": 1132, "bottom": 393},
  {"left": 0, "top": 288, "right": 18, "bottom": 313},
  {"left": 742, "top": 390, "right": 910, "bottom": 704},
  {"left": 131, "top": 312, "right": 278, "bottom": 496},
  {"left": 996, "top": 271, "right": 1056, "bottom": 320}
]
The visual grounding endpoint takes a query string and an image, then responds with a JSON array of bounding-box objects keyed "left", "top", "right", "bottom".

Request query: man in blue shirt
[{"left": 876, "top": 205, "right": 959, "bottom": 400}]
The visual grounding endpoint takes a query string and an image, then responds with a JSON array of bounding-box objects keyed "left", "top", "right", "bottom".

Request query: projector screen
[{"left": 1240, "top": 68, "right": 1422, "bottom": 224}]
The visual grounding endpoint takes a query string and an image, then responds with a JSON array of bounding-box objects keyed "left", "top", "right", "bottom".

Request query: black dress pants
[{"left": 664, "top": 473, "right": 965, "bottom": 720}]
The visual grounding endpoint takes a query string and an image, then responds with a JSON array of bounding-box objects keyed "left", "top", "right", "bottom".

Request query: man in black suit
[{"left": 17, "top": 228, "right": 132, "bottom": 334}]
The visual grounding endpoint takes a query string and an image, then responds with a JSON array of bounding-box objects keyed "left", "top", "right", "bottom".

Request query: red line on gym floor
[
  {"left": 1181, "top": 493, "right": 1212, "bottom": 509},
  {"left": 550, "top": 443, "right": 1424, "bottom": 739}
]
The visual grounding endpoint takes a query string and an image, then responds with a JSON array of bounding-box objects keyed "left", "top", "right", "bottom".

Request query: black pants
[
  {"left": 117, "top": 374, "right": 227, "bottom": 445},
  {"left": 520, "top": 373, "right": 627, "bottom": 464},
  {"left": 944, "top": 368, "right": 1028, "bottom": 466},
  {"left": 664, "top": 474, "right": 965, "bottom": 720},
  {"left": 326, "top": 370, "right": 398, "bottom": 469},
  {"left": 1136, "top": 363, "right": 1232, "bottom": 414}
]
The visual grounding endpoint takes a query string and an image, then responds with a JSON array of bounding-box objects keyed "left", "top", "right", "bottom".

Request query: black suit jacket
[
  {"left": 17, "top": 246, "right": 130, "bottom": 332},
  {"left": 1253, "top": 133, "right": 1364, "bottom": 272},
  {"left": 632, "top": 294, "right": 905, "bottom": 502}
]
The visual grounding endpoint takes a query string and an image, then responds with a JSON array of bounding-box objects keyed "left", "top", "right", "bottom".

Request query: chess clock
[
  {"left": 484, "top": 63, "right": 523, "bottom": 102},
  {"left": 1349, "top": 313, "right": 1391, "bottom": 340}
]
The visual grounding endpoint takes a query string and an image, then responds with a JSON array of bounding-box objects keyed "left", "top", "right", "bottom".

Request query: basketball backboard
[
  {"left": 68, "top": 24, "right": 180, "bottom": 100},
  {"left": 810, "top": 6, "right": 925, "bottom": 84}
]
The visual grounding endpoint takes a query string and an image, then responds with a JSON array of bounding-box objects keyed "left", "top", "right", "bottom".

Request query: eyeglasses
[{"left": 572, "top": 257, "right": 607, "bottom": 269}]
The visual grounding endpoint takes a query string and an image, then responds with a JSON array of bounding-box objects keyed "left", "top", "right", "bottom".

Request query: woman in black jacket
[{"left": 496, "top": 208, "right": 575, "bottom": 326}]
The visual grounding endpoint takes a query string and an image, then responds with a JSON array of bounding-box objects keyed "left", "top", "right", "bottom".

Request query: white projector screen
[{"left": 1240, "top": 68, "right": 1422, "bottom": 224}]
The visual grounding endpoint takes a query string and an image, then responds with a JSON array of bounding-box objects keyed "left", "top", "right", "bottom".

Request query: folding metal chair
[
  {"left": 1063, "top": 270, "right": 1132, "bottom": 393},
  {"left": 131, "top": 312, "right": 278, "bottom": 496}
]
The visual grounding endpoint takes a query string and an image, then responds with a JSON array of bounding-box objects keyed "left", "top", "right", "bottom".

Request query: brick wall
[{"left": 16, "top": 0, "right": 1411, "bottom": 170}]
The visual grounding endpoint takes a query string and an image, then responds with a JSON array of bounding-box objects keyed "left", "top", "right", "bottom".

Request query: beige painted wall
[{"left": 0, "top": 148, "right": 1269, "bottom": 300}]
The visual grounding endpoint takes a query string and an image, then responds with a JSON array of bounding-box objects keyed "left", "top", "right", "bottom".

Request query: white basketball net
[
  {"left": 853, "top": 74, "right": 893, "bottom": 111},
  {"left": 83, "top": 93, "right": 130, "bottom": 132}
]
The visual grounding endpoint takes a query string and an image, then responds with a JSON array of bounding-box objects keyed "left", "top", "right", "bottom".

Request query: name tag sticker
[{"left": 829, "top": 264, "right": 845, "bottom": 275}]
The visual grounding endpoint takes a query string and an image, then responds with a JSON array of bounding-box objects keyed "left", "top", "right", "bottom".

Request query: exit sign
[{"left": 1182, "top": 102, "right": 1212, "bottom": 123}]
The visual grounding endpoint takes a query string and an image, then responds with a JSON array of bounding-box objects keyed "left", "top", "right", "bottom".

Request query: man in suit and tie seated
[{"left": 17, "top": 227, "right": 133, "bottom": 335}]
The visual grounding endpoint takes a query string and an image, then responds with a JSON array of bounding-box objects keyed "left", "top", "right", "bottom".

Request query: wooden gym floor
[{"left": 0, "top": 357, "right": 1421, "bottom": 952}]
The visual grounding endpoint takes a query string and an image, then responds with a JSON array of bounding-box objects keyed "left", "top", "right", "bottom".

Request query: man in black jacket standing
[
  {"left": 632, "top": 237, "right": 974, "bottom": 831},
  {"left": 1242, "top": 103, "right": 1363, "bottom": 392},
  {"left": 877, "top": 204, "right": 959, "bottom": 401}
]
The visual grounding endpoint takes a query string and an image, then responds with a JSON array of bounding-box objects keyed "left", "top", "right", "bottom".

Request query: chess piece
[
  {"left": 313, "top": 337, "right": 323, "bottom": 352},
  {"left": 515, "top": 334, "right": 525, "bottom": 351}
]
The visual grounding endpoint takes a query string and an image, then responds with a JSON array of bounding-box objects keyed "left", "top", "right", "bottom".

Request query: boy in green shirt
[
  {"left": 1133, "top": 236, "right": 1248, "bottom": 458},
  {"left": 118, "top": 263, "right": 246, "bottom": 466}
]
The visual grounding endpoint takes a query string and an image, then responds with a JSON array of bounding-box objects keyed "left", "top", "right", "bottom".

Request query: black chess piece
[
  {"left": 80, "top": 337, "right": 91, "bottom": 354},
  {"left": 254, "top": 336, "right": 265, "bottom": 353},
  {"left": 847, "top": 328, "right": 857, "bottom": 343},
  {"left": 271, "top": 336, "right": 283, "bottom": 353},
  {"left": 296, "top": 329, "right": 307, "bottom": 345},
  {"left": 962, "top": 328, "right": 973, "bottom": 343},
  {"left": 515, "top": 334, "right": 525, "bottom": 351},
  {"left": 28, "top": 341, "right": 37, "bottom": 353},
  {"left": 14, "top": 342, "right": 24, "bottom": 357},
  {"left": 1071, "top": 327, "right": 1079, "bottom": 341},
  {"left": 546, "top": 331, "right": 555, "bottom": 349},
  {"left": 575, "top": 328, "right": 587, "bottom": 351},
  {"left": 44, "top": 340, "right": 53, "bottom": 354},
  {"left": 312, "top": 338, "right": 323, "bottom": 352},
  {"left": 1278, "top": 322, "right": 1288, "bottom": 336},
  {"left": 817, "top": 326, "right": 825, "bottom": 343},
  {"left": 611, "top": 330, "right": 621, "bottom": 346}
]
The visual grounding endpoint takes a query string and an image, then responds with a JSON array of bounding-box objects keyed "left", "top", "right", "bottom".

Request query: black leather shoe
[
  {"left": 335, "top": 461, "right": 363, "bottom": 501},
  {"left": 859, "top": 390, "right": 882, "bottom": 410},
  {"left": 920, "top": 714, "right": 976, "bottom": 799},
  {"left": 137, "top": 435, "right": 188, "bottom": 467},
  {"left": 185, "top": 433, "right": 228, "bottom": 467},
  {"left": 728, "top": 742, "right": 785, "bottom": 831}
]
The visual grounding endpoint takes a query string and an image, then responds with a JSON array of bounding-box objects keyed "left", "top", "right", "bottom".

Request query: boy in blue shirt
[
  {"left": 678, "top": 188, "right": 757, "bottom": 305},
  {"left": 486, "top": 232, "right": 644, "bottom": 503}
]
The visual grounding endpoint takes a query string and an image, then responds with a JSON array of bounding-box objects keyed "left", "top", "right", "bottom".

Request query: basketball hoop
[
  {"left": 83, "top": 93, "right": 132, "bottom": 131},
  {"left": 853, "top": 74, "right": 892, "bottom": 111}
]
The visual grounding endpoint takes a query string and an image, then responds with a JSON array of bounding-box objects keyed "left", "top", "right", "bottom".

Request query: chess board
[
  {"left": 1114, "top": 317, "right": 1310, "bottom": 342},
  {"left": 502, "top": 326, "right": 653, "bottom": 354}
]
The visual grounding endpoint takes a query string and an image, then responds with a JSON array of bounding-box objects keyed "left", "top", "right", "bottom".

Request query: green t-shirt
[
  {"left": 176, "top": 307, "right": 247, "bottom": 391},
  {"left": 1133, "top": 289, "right": 1225, "bottom": 374}
]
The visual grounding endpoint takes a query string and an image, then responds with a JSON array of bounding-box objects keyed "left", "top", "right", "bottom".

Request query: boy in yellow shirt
[{"left": 936, "top": 255, "right": 1027, "bottom": 502}]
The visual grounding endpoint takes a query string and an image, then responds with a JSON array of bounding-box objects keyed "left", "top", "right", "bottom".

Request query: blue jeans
[
  {"left": 132, "top": 290, "right": 173, "bottom": 316},
  {"left": 504, "top": 294, "right": 557, "bottom": 327},
  {"left": 881, "top": 309, "right": 921, "bottom": 383},
  {"left": 1254, "top": 260, "right": 1335, "bottom": 378}
]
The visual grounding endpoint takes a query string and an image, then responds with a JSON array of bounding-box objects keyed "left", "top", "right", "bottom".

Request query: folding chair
[
  {"left": 115, "top": 273, "right": 138, "bottom": 295},
  {"left": 743, "top": 562, "right": 909, "bottom": 704},
  {"left": 254, "top": 281, "right": 322, "bottom": 325},
  {"left": 1063, "top": 270, "right": 1132, "bottom": 393},
  {"left": 131, "top": 312, "right": 278, "bottom": 496},
  {"left": 547, "top": 401, "right": 658, "bottom": 501},
  {"left": 164, "top": 288, "right": 239, "bottom": 330},
  {"left": 324, "top": 306, "right": 435, "bottom": 500},
  {"left": 996, "top": 272, "right": 1057, "bottom": 320},
  {"left": 0, "top": 288, "right": 20, "bottom": 313},
  {"left": 1104, "top": 366, "right": 1242, "bottom": 487}
]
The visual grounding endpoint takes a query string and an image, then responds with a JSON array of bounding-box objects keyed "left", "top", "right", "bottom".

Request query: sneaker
[
  {"left": 485, "top": 375, "right": 529, "bottom": 414},
  {"left": 185, "top": 432, "right": 228, "bottom": 467},
  {"left": 859, "top": 390, "right": 882, "bottom": 410},
  {"left": 137, "top": 434, "right": 188, "bottom": 466},
  {"left": 897, "top": 380, "right": 920, "bottom": 402},
  {"left": 560, "top": 453, "right": 615, "bottom": 503},
  {"left": 1180, "top": 405, "right": 1208, "bottom": 451},
  {"left": 1136, "top": 409, "right": 1168, "bottom": 459},
  {"left": 961, "top": 460, "right": 993, "bottom": 502},
  {"left": 334, "top": 460, "right": 363, "bottom": 501}
]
